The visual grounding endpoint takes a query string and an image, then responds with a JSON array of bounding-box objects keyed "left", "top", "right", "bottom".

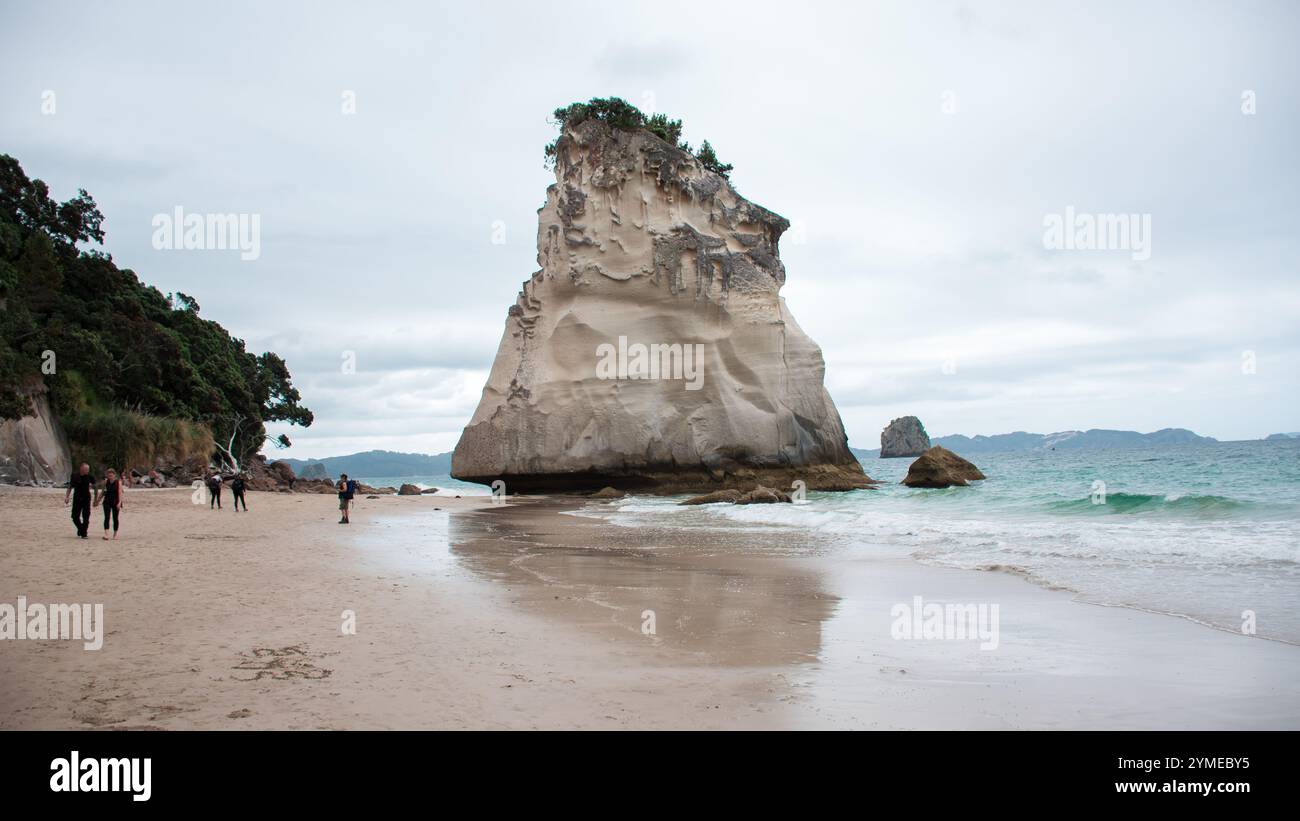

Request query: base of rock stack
[{"left": 454, "top": 462, "right": 876, "bottom": 495}]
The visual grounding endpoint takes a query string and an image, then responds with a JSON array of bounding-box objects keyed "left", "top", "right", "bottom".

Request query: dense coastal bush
[
  {"left": 0, "top": 154, "right": 312, "bottom": 470},
  {"left": 544, "top": 97, "right": 734, "bottom": 178},
  {"left": 61, "top": 406, "right": 214, "bottom": 476}
]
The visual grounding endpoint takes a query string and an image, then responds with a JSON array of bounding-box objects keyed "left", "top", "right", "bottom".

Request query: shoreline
[
  {"left": 453, "top": 497, "right": 1300, "bottom": 729},
  {"left": 1, "top": 485, "right": 1296, "bottom": 729}
]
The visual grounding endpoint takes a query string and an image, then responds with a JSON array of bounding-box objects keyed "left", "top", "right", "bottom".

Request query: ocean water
[
  {"left": 354, "top": 475, "right": 490, "bottom": 495},
  {"left": 571, "top": 440, "right": 1300, "bottom": 644}
]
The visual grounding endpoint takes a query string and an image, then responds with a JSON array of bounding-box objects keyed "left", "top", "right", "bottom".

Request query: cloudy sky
[{"left": 2, "top": 0, "right": 1297, "bottom": 458}]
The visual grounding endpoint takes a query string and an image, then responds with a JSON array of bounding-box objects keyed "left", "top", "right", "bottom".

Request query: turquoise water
[
  {"left": 575, "top": 440, "right": 1300, "bottom": 643},
  {"left": 353, "top": 475, "right": 490, "bottom": 495}
]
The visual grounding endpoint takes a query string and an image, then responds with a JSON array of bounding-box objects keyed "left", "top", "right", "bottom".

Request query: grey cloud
[{"left": 3, "top": 0, "right": 1296, "bottom": 453}]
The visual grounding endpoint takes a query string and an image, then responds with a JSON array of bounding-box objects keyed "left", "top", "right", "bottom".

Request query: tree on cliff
[
  {"left": 544, "top": 97, "right": 734, "bottom": 178},
  {"left": 0, "top": 153, "right": 312, "bottom": 467}
]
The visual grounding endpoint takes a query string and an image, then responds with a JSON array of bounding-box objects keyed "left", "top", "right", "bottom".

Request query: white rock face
[
  {"left": 452, "top": 120, "right": 869, "bottom": 492},
  {"left": 0, "top": 387, "right": 71, "bottom": 484}
]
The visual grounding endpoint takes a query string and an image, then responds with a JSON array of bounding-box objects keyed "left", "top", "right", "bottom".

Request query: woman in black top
[{"left": 94, "top": 468, "right": 124, "bottom": 540}]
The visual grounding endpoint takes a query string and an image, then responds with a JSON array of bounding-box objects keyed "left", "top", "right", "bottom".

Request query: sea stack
[
  {"left": 452, "top": 111, "right": 870, "bottom": 493},
  {"left": 880, "top": 415, "right": 931, "bottom": 458}
]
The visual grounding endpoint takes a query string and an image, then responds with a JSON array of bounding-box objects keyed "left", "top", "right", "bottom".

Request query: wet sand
[
  {"left": 448, "top": 499, "right": 1300, "bottom": 729},
  {"left": 1, "top": 485, "right": 1297, "bottom": 729}
]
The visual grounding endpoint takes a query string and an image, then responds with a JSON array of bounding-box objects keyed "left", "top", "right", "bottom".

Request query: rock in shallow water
[
  {"left": 679, "top": 485, "right": 792, "bottom": 505},
  {"left": 452, "top": 119, "right": 870, "bottom": 494},
  {"left": 902, "top": 446, "right": 986, "bottom": 488},
  {"left": 880, "top": 415, "right": 931, "bottom": 458}
]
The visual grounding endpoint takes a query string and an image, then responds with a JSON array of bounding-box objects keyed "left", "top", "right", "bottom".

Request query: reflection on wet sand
[{"left": 448, "top": 499, "right": 837, "bottom": 667}]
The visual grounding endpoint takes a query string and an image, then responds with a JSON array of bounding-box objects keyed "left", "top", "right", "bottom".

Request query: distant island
[
  {"left": 850, "top": 428, "right": 1218, "bottom": 459},
  {"left": 279, "top": 427, "right": 1296, "bottom": 479},
  {"left": 276, "top": 450, "right": 451, "bottom": 478}
]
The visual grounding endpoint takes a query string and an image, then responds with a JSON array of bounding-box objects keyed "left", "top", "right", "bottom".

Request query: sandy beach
[{"left": 1, "top": 485, "right": 1297, "bottom": 730}]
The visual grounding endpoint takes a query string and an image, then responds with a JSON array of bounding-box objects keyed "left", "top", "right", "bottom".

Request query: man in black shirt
[
  {"left": 64, "top": 463, "right": 94, "bottom": 538},
  {"left": 230, "top": 472, "right": 248, "bottom": 512}
]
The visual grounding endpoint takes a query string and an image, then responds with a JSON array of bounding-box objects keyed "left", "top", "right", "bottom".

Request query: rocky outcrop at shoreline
[
  {"left": 880, "top": 415, "right": 931, "bottom": 458},
  {"left": 680, "top": 485, "right": 794, "bottom": 505},
  {"left": 452, "top": 113, "right": 870, "bottom": 494},
  {"left": 902, "top": 446, "right": 986, "bottom": 488}
]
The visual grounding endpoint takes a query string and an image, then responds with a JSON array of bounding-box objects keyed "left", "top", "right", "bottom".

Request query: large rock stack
[{"left": 453, "top": 118, "right": 869, "bottom": 494}]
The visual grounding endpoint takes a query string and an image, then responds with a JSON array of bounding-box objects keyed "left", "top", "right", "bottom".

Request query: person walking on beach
[
  {"left": 64, "top": 463, "right": 94, "bottom": 538},
  {"left": 207, "top": 472, "right": 223, "bottom": 509},
  {"left": 93, "top": 468, "right": 124, "bottom": 540},
  {"left": 337, "top": 473, "right": 352, "bottom": 524},
  {"left": 231, "top": 472, "right": 248, "bottom": 512}
]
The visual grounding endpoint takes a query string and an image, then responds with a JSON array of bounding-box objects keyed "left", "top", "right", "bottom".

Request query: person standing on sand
[
  {"left": 337, "top": 473, "right": 352, "bottom": 524},
  {"left": 93, "top": 468, "right": 124, "bottom": 540},
  {"left": 231, "top": 472, "right": 248, "bottom": 512},
  {"left": 208, "top": 472, "right": 223, "bottom": 509},
  {"left": 64, "top": 463, "right": 94, "bottom": 538}
]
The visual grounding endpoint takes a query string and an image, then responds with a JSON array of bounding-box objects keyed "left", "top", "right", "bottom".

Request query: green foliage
[
  {"left": 644, "top": 113, "right": 684, "bottom": 147},
  {"left": 695, "top": 140, "right": 734, "bottom": 178},
  {"left": 543, "top": 97, "right": 734, "bottom": 178},
  {"left": 0, "top": 153, "right": 312, "bottom": 468},
  {"left": 61, "top": 405, "right": 214, "bottom": 476},
  {"left": 551, "top": 97, "right": 645, "bottom": 131}
]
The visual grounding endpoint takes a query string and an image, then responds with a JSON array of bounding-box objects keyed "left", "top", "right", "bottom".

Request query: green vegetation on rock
[
  {"left": 0, "top": 154, "right": 312, "bottom": 471},
  {"left": 544, "top": 97, "right": 734, "bottom": 178}
]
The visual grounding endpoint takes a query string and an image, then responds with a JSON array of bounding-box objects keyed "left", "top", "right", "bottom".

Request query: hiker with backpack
[{"left": 337, "top": 473, "right": 357, "bottom": 524}]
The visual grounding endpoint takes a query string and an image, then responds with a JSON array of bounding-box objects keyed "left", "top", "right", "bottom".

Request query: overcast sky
[{"left": 2, "top": 0, "right": 1297, "bottom": 458}]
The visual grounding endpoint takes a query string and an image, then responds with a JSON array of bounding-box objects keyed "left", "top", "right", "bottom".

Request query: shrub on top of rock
[{"left": 544, "top": 97, "right": 733, "bottom": 178}]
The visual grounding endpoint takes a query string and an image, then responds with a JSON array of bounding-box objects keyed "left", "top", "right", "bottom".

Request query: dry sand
[{"left": 1, "top": 485, "right": 1297, "bottom": 729}]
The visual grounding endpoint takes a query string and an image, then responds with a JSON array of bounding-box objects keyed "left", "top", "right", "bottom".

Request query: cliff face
[
  {"left": 0, "top": 385, "right": 71, "bottom": 484},
  {"left": 452, "top": 120, "right": 869, "bottom": 493}
]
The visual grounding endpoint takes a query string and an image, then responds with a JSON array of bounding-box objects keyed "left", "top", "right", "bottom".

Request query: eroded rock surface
[
  {"left": 453, "top": 120, "right": 869, "bottom": 493},
  {"left": 0, "top": 386, "right": 70, "bottom": 485}
]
